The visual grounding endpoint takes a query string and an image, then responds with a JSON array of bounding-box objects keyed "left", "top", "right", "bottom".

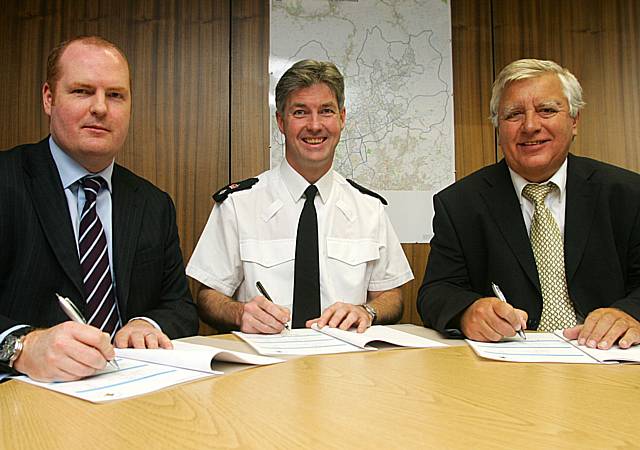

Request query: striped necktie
[
  {"left": 523, "top": 182, "right": 577, "bottom": 331},
  {"left": 79, "top": 176, "right": 121, "bottom": 338}
]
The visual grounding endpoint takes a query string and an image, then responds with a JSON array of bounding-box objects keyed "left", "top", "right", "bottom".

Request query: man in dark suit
[
  {"left": 418, "top": 59, "right": 640, "bottom": 349},
  {"left": 0, "top": 36, "right": 197, "bottom": 381}
]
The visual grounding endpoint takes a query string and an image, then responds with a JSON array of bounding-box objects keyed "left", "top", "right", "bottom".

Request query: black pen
[
  {"left": 56, "top": 293, "right": 120, "bottom": 370},
  {"left": 491, "top": 283, "right": 527, "bottom": 340},
  {"left": 255, "top": 281, "right": 290, "bottom": 331}
]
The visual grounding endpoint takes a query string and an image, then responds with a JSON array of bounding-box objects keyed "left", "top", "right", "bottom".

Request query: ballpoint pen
[
  {"left": 491, "top": 283, "right": 527, "bottom": 340},
  {"left": 55, "top": 293, "right": 120, "bottom": 370},
  {"left": 255, "top": 281, "right": 291, "bottom": 331}
]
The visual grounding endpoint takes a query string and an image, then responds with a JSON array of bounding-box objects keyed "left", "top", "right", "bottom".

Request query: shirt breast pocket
[
  {"left": 326, "top": 238, "right": 380, "bottom": 302},
  {"left": 239, "top": 239, "right": 295, "bottom": 304}
]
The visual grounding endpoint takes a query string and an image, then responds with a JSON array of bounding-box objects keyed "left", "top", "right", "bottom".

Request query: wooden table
[{"left": 1, "top": 328, "right": 638, "bottom": 449}]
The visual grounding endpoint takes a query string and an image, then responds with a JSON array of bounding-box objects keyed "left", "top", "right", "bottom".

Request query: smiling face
[
  {"left": 498, "top": 74, "right": 578, "bottom": 183},
  {"left": 276, "top": 83, "right": 346, "bottom": 183},
  {"left": 42, "top": 41, "right": 131, "bottom": 173}
]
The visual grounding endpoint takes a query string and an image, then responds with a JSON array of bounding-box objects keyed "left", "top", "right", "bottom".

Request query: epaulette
[
  {"left": 346, "top": 179, "right": 388, "bottom": 205},
  {"left": 213, "top": 178, "right": 259, "bottom": 203}
]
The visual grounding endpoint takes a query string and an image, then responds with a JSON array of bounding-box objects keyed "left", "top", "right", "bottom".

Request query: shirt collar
[
  {"left": 49, "top": 136, "right": 115, "bottom": 192},
  {"left": 279, "top": 158, "right": 333, "bottom": 204},
  {"left": 509, "top": 157, "right": 567, "bottom": 203}
]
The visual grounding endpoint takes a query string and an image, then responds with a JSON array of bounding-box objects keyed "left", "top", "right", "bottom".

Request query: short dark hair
[
  {"left": 275, "top": 59, "right": 345, "bottom": 115},
  {"left": 46, "top": 35, "right": 130, "bottom": 94}
]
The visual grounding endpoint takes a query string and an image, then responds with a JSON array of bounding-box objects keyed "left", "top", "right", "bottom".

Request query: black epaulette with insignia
[
  {"left": 346, "top": 179, "right": 388, "bottom": 205},
  {"left": 213, "top": 178, "right": 259, "bottom": 203}
]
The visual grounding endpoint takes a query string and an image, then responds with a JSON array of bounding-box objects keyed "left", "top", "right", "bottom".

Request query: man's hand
[
  {"left": 461, "top": 298, "right": 528, "bottom": 342},
  {"left": 114, "top": 319, "right": 172, "bottom": 349},
  {"left": 13, "top": 322, "right": 114, "bottom": 382},
  {"left": 239, "top": 296, "right": 290, "bottom": 334},
  {"left": 307, "top": 302, "right": 372, "bottom": 333},
  {"left": 563, "top": 308, "right": 640, "bottom": 350}
]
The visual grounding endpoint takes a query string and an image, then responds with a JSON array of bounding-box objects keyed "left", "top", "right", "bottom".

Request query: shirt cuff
[
  {"left": 128, "top": 317, "right": 162, "bottom": 331},
  {"left": 0, "top": 325, "right": 32, "bottom": 345}
]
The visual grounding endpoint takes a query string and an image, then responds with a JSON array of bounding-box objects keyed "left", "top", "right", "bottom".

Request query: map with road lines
[{"left": 270, "top": 0, "right": 454, "bottom": 242}]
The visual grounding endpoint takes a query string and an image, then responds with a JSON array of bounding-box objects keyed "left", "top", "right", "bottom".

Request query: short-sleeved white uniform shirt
[{"left": 186, "top": 160, "right": 413, "bottom": 312}]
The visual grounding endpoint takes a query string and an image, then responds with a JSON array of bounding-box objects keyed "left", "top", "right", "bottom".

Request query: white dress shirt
[
  {"left": 187, "top": 160, "right": 414, "bottom": 313},
  {"left": 509, "top": 158, "right": 568, "bottom": 237}
]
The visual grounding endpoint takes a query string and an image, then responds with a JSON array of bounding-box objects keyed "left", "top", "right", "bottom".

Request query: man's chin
[{"left": 68, "top": 146, "right": 120, "bottom": 172}]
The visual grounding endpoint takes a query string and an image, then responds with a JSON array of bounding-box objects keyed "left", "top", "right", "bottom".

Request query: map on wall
[{"left": 270, "top": 0, "right": 454, "bottom": 242}]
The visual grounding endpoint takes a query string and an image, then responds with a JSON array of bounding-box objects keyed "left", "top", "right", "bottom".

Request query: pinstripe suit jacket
[
  {"left": 418, "top": 154, "right": 640, "bottom": 332},
  {"left": 0, "top": 138, "right": 198, "bottom": 340}
]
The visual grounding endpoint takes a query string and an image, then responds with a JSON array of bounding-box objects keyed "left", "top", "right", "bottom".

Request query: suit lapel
[
  {"left": 23, "top": 139, "right": 85, "bottom": 296},
  {"left": 111, "top": 166, "right": 143, "bottom": 315},
  {"left": 564, "top": 154, "right": 599, "bottom": 284},
  {"left": 479, "top": 161, "right": 541, "bottom": 292}
]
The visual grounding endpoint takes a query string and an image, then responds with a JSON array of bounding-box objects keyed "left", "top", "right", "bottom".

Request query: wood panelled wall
[{"left": 1, "top": 0, "right": 638, "bottom": 331}]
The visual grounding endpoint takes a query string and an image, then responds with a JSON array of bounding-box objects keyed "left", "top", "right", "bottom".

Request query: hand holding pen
[
  {"left": 256, "top": 281, "right": 291, "bottom": 332},
  {"left": 491, "top": 283, "right": 527, "bottom": 340},
  {"left": 56, "top": 293, "right": 120, "bottom": 369}
]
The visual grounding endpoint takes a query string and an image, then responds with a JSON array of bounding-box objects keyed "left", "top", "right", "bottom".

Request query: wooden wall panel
[
  {"left": 402, "top": 0, "right": 496, "bottom": 326},
  {"left": 492, "top": 0, "right": 640, "bottom": 172},
  {"left": 123, "top": 1, "right": 230, "bottom": 265},
  {"left": 0, "top": 0, "right": 230, "bottom": 263},
  {"left": 0, "top": 1, "right": 56, "bottom": 146},
  {"left": 2, "top": 0, "right": 639, "bottom": 332},
  {"left": 230, "top": 0, "right": 270, "bottom": 182},
  {"left": 451, "top": 0, "right": 497, "bottom": 178},
  {"left": 399, "top": 244, "right": 430, "bottom": 325},
  {"left": 0, "top": 1, "right": 230, "bottom": 338}
]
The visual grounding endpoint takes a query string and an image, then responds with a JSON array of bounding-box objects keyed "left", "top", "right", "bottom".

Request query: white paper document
[
  {"left": 117, "top": 340, "right": 281, "bottom": 369},
  {"left": 316, "top": 325, "right": 448, "bottom": 350},
  {"left": 15, "top": 341, "right": 283, "bottom": 403},
  {"left": 466, "top": 332, "right": 640, "bottom": 364},
  {"left": 234, "top": 325, "right": 447, "bottom": 356}
]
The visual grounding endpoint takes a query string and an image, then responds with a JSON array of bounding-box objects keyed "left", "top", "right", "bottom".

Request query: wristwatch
[
  {"left": 361, "top": 303, "right": 377, "bottom": 325},
  {"left": 0, "top": 328, "right": 32, "bottom": 369}
]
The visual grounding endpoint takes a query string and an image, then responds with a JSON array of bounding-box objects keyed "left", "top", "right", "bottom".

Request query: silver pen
[
  {"left": 255, "top": 281, "right": 291, "bottom": 331},
  {"left": 491, "top": 283, "right": 527, "bottom": 340},
  {"left": 56, "top": 293, "right": 120, "bottom": 370}
]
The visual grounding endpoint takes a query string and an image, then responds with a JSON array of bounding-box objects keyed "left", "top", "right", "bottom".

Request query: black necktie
[
  {"left": 292, "top": 185, "right": 320, "bottom": 328},
  {"left": 79, "top": 176, "right": 121, "bottom": 338}
]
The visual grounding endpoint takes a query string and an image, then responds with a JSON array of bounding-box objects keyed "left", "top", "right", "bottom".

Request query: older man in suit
[
  {"left": 0, "top": 36, "right": 197, "bottom": 381},
  {"left": 418, "top": 59, "right": 640, "bottom": 349}
]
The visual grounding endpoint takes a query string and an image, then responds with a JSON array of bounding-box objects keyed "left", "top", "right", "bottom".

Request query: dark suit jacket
[
  {"left": 417, "top": 154, "right": 640, "bottom": 332},
  {"left": 0, "top": 138, "right": 198, "bottom": 346}
]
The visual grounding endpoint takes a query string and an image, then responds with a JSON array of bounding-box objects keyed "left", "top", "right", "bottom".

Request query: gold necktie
[{"left": 522, "top": 183, "right": 577, "bottom": 331}]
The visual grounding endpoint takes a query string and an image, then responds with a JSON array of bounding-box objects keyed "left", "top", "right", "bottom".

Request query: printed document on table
[
  {"left": 15, "top": 341, "right": 283, "bottom": 403},
  {"left": 16, "top": 357, "right": 217, "bottom": 403},
  {"left": 314, "top": 325, "right": 447, "bottom": 350},
  {"left": 117, "top": 340, "right": 282, "bottom": 369},
  {"left": 466, "top": 332, "right": 640, "bottom": 364},
  {"left": 233, "top": 328, "right": 371, "bottom": 356},
  {"left": 234, "top": 325, "right": 447, "bottom": 356}
]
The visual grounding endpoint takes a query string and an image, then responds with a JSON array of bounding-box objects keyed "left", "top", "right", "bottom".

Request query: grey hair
[
  {"left": 275, "top": 59, "right": 345, "bottom": 115},
  {"left": 489, "top": 58, "right": 585, "bottom": 127}
]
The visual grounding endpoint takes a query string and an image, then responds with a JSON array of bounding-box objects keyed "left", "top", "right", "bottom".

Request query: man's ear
[
  {"left": 42, "top": 83, "right": 53, "bottom": 117},
  {"left": 571, "top": 111, "right": 580, "bottom": 138},
  {"left": 276, "top": 111, "right": 285, "bottom": 134}
]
